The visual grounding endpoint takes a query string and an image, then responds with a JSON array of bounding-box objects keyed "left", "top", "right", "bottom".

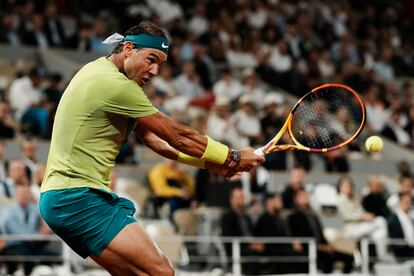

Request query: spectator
[
  {"left": 165, "top": 62, "right": 204, "bottom": 112},
  {"left": 228, "top": 95, "right": 261, "bottom": 148},
  {"left": 21, "top": 14, "right": 49, "bottom": 48},
  {"left": 288, "top": 189, "right": 353, "bottom": 273},
  {"left": 255, "top": 193, "right": 303, "bottom": 274},
  {"left": 89, "top": 19, "right": 110, "bottom": 54},
  {"left": 9, "top": 67, "right": 49, "bottom": 137},
  {"left": 151, "top": 64, "right": 179, "bottom": 98},
  {"left": 9, "top": 67, "right": 45, "bottom": 121},
  {"left": 148, "top": 159, "right": 195, "bottom": 218},
  {"left": 43, "top": 2, "right": 66, "bottom": 47},
  {"left": 281, "top": 165, "right": 306, "bottom": 209},
  {"left": 220, "top": 187, "right": 264, "bottom": 275},
  {"left": 0, "top": 184, "right": 56, "bottom": 275},
  {"left": 212, "top": 69, "right": 243, "bottom": 102},
  {"left": 268, "top": 40, "right": 292, "bottom": 74},
  {"left": 64, "top": 22, "right": 92, "bottom": 51},
  {"left": 195, "top": 168, "right": 240, "bottom": 208},
  {"left": 20, "top": 138, "right": 39, "bottom": 183},
  {"left": 381, "top": 109, "right": 411, "bottom": 147},
  {"left": 0, "top": 101, "right": 17, "bottom": 138},
  {"left": 387, "top": 176, "right": 414, "bottom": 213},
  {"left": 205, "top": 96, "right": 236, "bottom": 147},
  {"left": 0, "top": 159, "right": 29, "bottom": 199},
  {"left": 337, "top": 176, "right": 388, "bottom": 260},
  {"left": 362, "top": 176, "right": 391, "bottom": 218},
  {"left": 388, "top": 192, "right": 414, "bottom": 259},
  {"left": 240, "top": 68, "right": 266, "bottom": 109},
  {"left": 0, "top": 15, "right": 21, "bottom": 46},
  {"left": 43, "top": 73, "right": 63, "bottom": 108}
]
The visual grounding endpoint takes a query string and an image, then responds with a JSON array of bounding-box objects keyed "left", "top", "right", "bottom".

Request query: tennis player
[{"left": 39, "top": 21, "right": 264, "bottom": 275}]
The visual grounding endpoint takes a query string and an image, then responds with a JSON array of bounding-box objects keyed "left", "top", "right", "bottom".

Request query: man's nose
[{"left": 149, "top": 63, "right": 159, "bottom": 75}]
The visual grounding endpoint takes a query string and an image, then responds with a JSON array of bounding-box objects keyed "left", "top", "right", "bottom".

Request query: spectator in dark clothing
[
  {"left": 0, "top": 15, "right": 21, "bottom": 45},
  {"left": 221, "top": 187, "right": 264, "bottom": 275},
  {"left": 388, "top": 192, "right": 414, "bottom": 260},
  {"left": 281, "top": 165, "right": 306, "bottom": 209},
  {"left": 255, "top": 193, "right": 303, "bottom": 274},
  {"left": 195, "top": 169, "right": 240, "bottom": 208},
  {"left": 362, "top": 176, "right": 391, "bottom": 218},
  {"left": 64, "top": 23, "right": 92, "bottom": 51},
  {"left": 21, "top": 14, "right": 49, "bottom": 48},
  {"left": 43, "top": 2, "right": 66, "bottom": 47},
  {"left": 288, "top": 189, "right": 353, "bottom": 274}
]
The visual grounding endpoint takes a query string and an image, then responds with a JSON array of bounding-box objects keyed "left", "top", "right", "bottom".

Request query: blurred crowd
[
  {"left": 143, "top": 158, "right": 414, "bottom": 274},
  {"left": 0, "top": 139, "right": 60, "bottom": 275}
]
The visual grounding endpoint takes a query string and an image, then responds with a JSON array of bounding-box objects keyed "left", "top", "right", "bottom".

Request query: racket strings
[{"left": 290, "top": 86, "right": 364, "bottom": 149}]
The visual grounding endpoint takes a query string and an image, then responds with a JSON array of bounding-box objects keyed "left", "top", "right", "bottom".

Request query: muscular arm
[
  {"left": 135, "top": 124, "right": 234, "bottom": 175},
  {"left": 135, "top": 112, "right": 264, "bottom": 171},
  {"left": 136, "top": 112, "right": 210, "bottom": 158}
]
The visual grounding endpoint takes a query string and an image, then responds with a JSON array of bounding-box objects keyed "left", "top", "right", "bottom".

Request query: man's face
[
  {"left": 400, "top": 194, "right": 412, "bottom": 213},
  {"left": 230, "top": 188, "right": 245, "bottom": 211},
  {"left": 123, "top": 43, "right": 167, "bottom": 87},
  {"left": 15, "top": 185, "right": 31, "bottom": 206},
  {"left": 295, "top": 190, "right": 309, "bottom": 208}
]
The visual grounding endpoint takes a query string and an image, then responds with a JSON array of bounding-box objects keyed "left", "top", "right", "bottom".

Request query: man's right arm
[
  {"left": 135, "top": 112, "right": 264, "bottom": 172},
  {"left": 135, "top": 124, "right": 239, "bottom": 177}
]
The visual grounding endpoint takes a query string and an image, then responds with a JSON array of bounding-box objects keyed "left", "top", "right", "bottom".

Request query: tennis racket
[{"left": 254, "top": 84, "right": 365, "bottom": 156}]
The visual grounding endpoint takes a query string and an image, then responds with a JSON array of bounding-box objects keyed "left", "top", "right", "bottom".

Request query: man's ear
[{"left": 123, "top": 42, "right": 135, "bottom": 57}]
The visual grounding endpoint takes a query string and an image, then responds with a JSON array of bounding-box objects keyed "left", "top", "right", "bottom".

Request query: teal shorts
[{"left": 39, "top": 187, "right": 137, "bottom": 258}]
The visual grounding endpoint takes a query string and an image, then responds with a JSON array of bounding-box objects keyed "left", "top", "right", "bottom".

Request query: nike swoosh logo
[{"left": 161, "top": 42, "right": 168, "bottom": 49}]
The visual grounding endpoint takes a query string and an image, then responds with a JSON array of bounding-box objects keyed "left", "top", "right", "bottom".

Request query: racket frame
[{"left": 259, "top": 84, "right": 366, "bottom": 155}]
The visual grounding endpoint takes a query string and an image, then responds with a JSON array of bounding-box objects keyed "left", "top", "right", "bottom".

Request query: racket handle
[{"left": 254, "top": 147, "right": 265, "bottom": 156}]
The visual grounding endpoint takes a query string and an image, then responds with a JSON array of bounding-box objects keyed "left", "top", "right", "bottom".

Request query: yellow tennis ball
[{"left": 365, "top": 136, "right": 384, "bottom": 153}]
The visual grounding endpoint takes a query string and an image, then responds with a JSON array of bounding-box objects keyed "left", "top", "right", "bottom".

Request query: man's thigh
[{"left": 91, "top": 222, "right": 173, "bottom": 276}]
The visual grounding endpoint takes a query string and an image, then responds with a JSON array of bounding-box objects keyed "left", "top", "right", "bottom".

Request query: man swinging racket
[{"left": 39, "top": 21, "right": 264, "bottom": 275}]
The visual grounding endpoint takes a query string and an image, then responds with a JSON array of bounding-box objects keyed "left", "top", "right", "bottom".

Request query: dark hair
[
  {"left": 111, "top": 21, "right": 167, "bottom": 54},
  {"left": 399, "top": 191, "right": 412, "bottom": 200},
  {"left": 293, "top": 187, "right": 306, "bottom": 199},
  {"left": 336, "top": 175, "right": 355, "bottom": 196}
]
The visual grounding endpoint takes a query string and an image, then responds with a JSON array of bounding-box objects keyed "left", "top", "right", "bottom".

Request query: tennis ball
[{"left": 365, "top": 136, "right": 384, "bottom": 153}]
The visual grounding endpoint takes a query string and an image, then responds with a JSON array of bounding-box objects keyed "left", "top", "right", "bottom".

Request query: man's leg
[{"left": 91, "top": 222, "right": 174, "bottom": 276}]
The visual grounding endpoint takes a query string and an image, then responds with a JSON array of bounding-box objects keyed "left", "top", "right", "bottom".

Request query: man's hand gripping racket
[{"left": 254, "top": 84, "right": 366, "bottom": 157}]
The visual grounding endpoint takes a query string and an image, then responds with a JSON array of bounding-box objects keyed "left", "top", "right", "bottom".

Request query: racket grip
[{"left": 254, "top": 147, "right": 265, "bottom": 156}]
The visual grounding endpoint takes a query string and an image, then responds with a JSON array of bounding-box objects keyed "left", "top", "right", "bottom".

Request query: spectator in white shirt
[
  {"left": 205, "top": 96, "right": 237, "bottom": 148},
  {"left": 337, "top": 176, "right": 388, "bottom": 260},
  {"left": 213, "top": 69, "right": 243, "bottom": 102},
  {"left": 269, "top": 40, "right": 292, "bottom": 73},
  {"left": 164, "top": 62, "right": 204, "bottom": 112},
  {"left": 188, "top": 3, "right": 209, "bottom": 36},
  {"left": 151, "top": 64, "right": 178, "bottom": 98},
  {"left": 388, "top": 176, "right": 414, "bottom": 214},
  {"left": 240, "top": 68, "right": 266, "bottom": 109},
  {"left": 229, "top": 95, "right": 261, "bottom": 148},
  {"left": 9, "top": 67, "right": 45, "bottom": 121}
]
